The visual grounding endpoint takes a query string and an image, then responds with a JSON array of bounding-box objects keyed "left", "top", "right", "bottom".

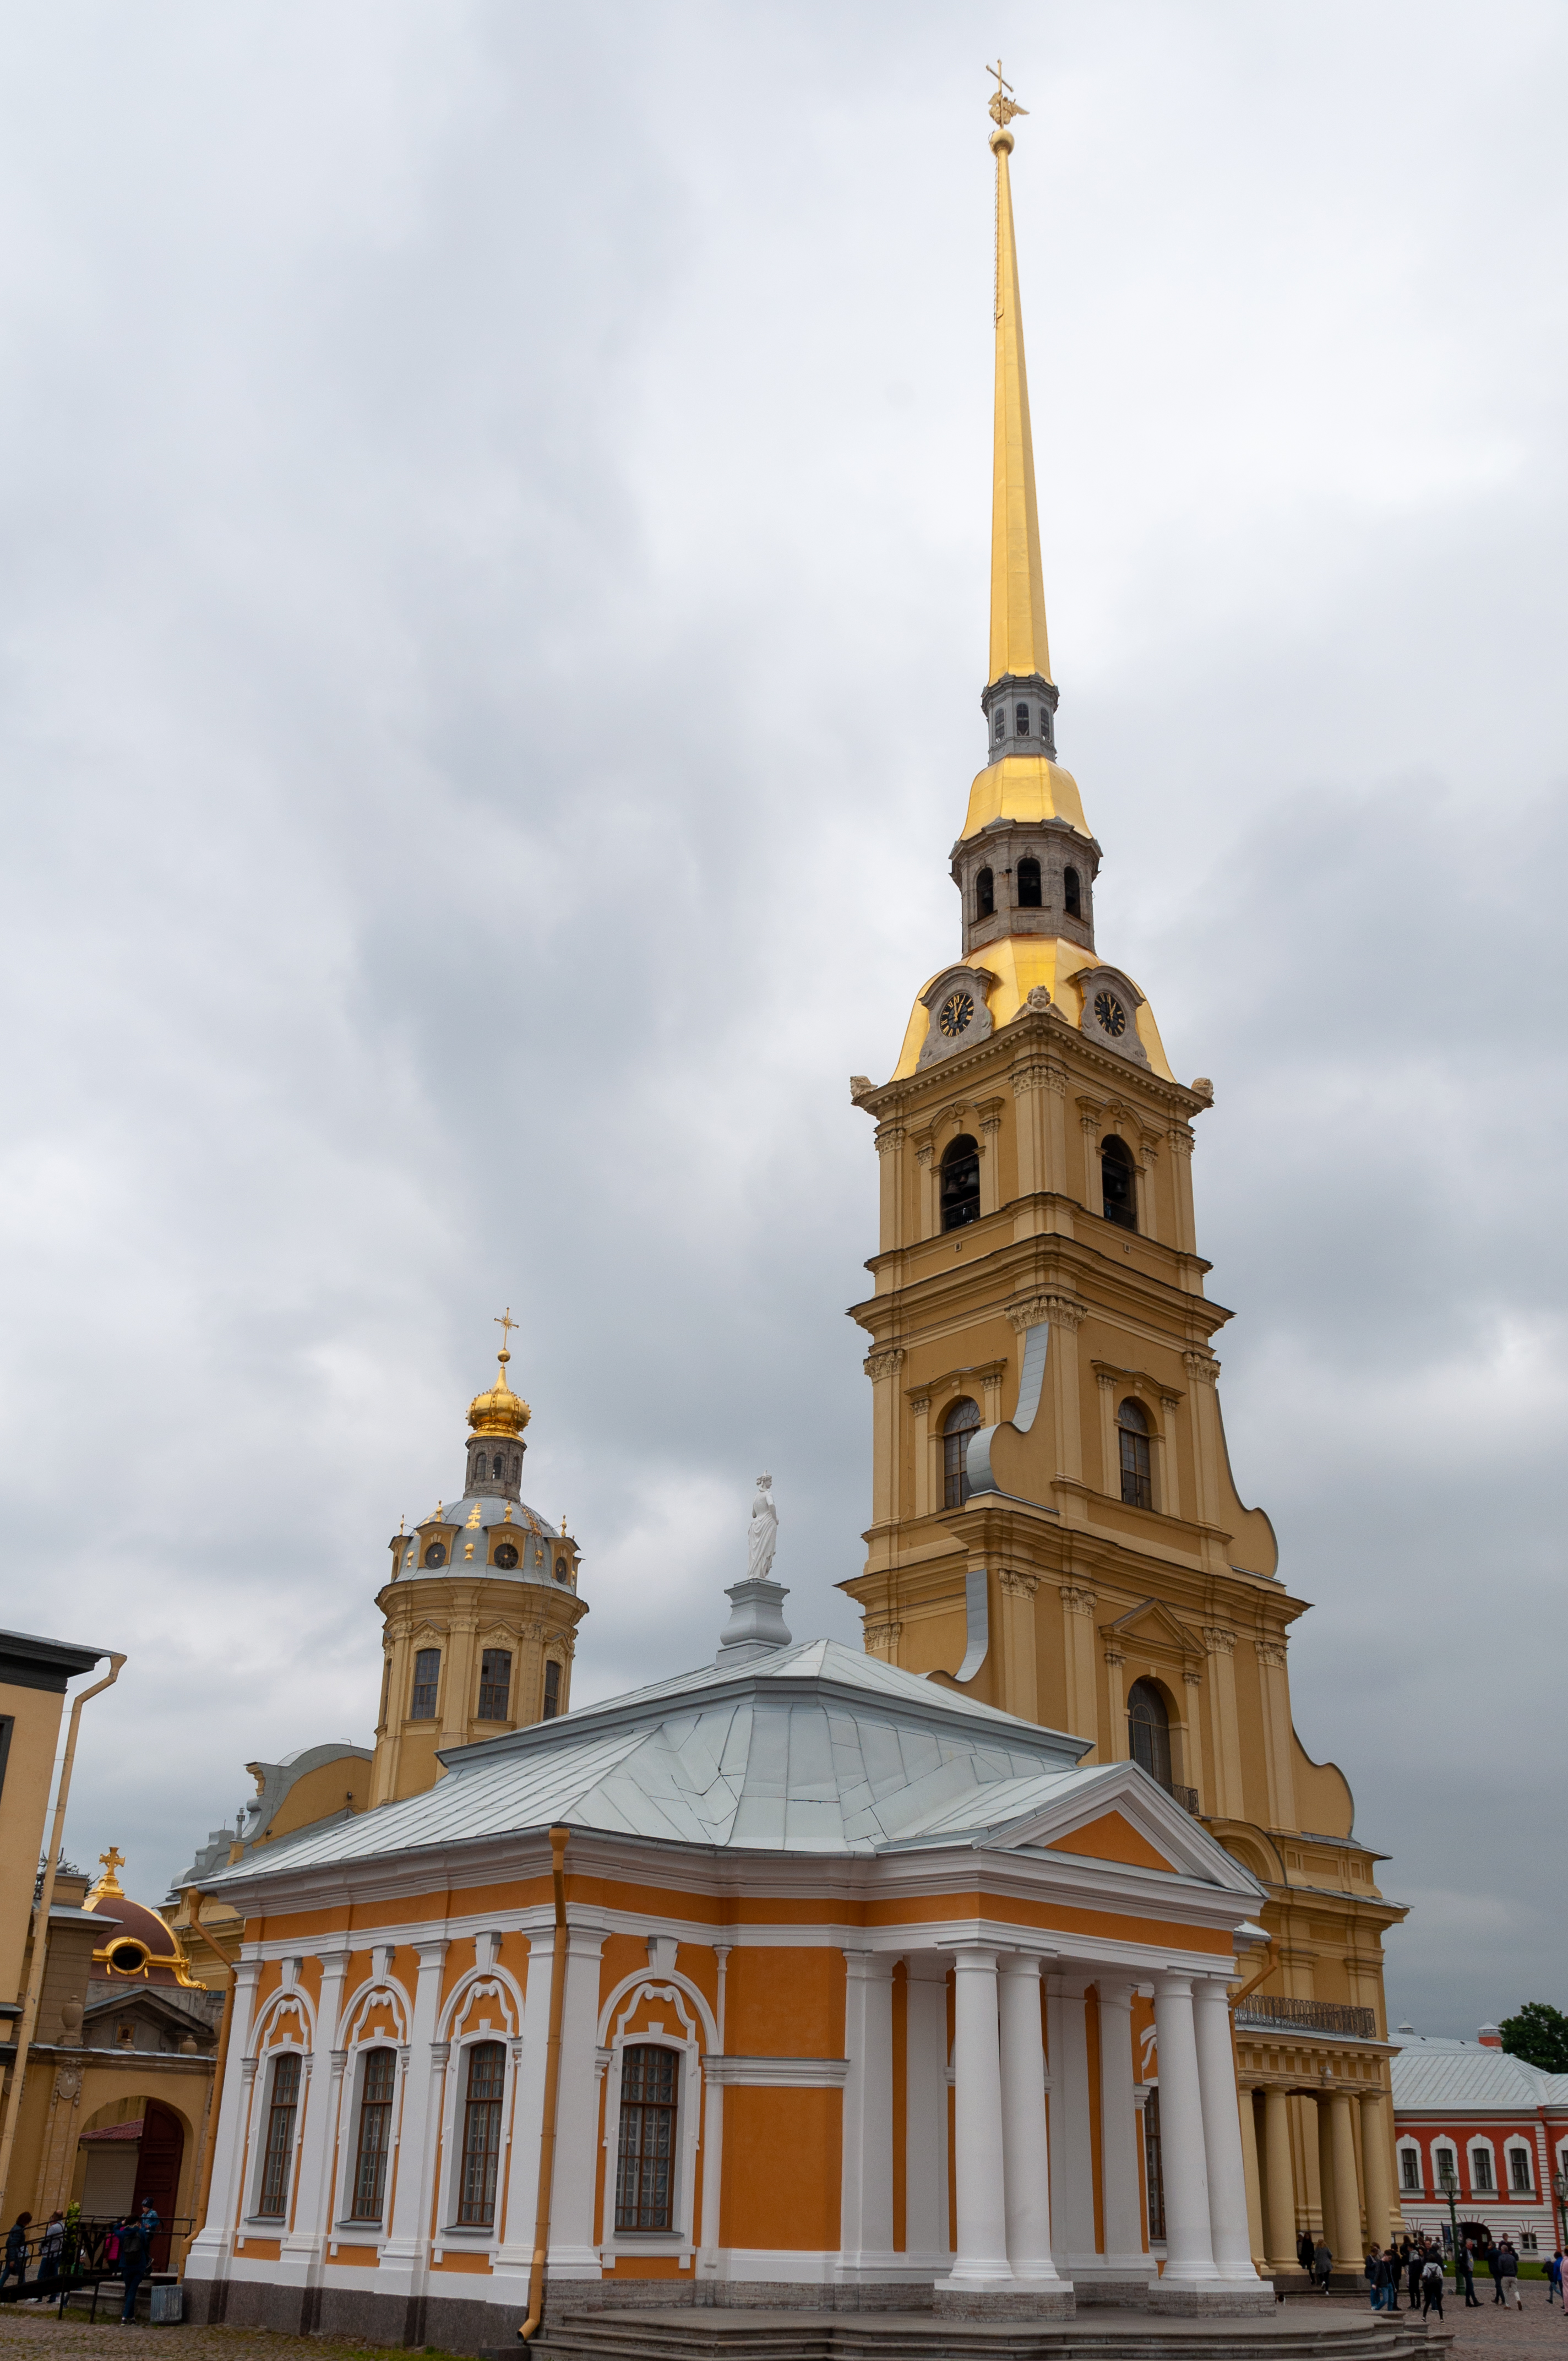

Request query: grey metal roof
[
  {"left": 207, "top": 1637, "right": 1220, "bottom": 1891},
  {"left": 1391, "top": 2037, "right": 1568, "bottom": 2112},
  {"left": 391, "top": 1495, "right": 568, "bottom": 1585}
]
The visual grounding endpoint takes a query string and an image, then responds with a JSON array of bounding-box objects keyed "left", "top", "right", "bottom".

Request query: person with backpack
[
  {"left": 1499, "top": 2237, "right": 1522, "bottom": 2310},
  {"left": 0, "top": 2216, "right": 31, "bottom": 2298},
  {"left": 1421, "top": 2249, "right": 1445, "bottom": 2319},
  {"left": 1406, "top": 2239, "right": 1424, "bottom": 2309},
  {"left": 1547, "top": 2249, "right": 1564, "bottom": 2308},
  {"left": 117, "top": 2216, "right": 148, "bottom": 2325}
]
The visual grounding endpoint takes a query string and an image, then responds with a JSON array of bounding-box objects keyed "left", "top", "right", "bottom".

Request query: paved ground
[{"left": 0, "top": 2290, "right": 1560, "bottom": 2361}]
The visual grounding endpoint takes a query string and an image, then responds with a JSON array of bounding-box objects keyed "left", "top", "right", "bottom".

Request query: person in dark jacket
[
  {"left": 1299, "top": 2227, "right": 1317, "bottom": 2276},
  {"left": 1421, "top": 2251, "right": 1445, "bottom": 2319},
  {"left": 117, "top": 2218, "right": 148, "bottom": 2325},
  {"left": 1, "top": 2216, "right": 31, "bottom": 2297},
  {"left": 1490, "top": 2239, "right": 1506, "bottom": 2303},
  {"left": 1459, "top": 2238, "right": 1480, "bottom": 2305},
  {"left": 1366, "top": 2247, "right": 1383, "bottom": 2308},
  {"left": 1406, "top": 2240, "right": 1424, "bottom": 2309},
  {"left": 1314, "top": 2238, "right": 1333, "bottom": 2291}
]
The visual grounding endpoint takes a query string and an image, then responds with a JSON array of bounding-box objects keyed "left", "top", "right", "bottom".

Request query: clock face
[
  {"left": 939, "top": 990, "right": 975, "bottom": 1038},
  {"left": 1093, "top": 989, "right": 1128, "bottom": 1039}
]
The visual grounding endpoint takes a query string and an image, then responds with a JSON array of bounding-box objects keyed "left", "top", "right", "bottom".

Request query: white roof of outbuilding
[
  {"left": 205, "top": 1636, "right": 1257, "bottom": 1898},
  {"left": 1391, "top": 2036, "right": 1568, "bottom": 2113}
]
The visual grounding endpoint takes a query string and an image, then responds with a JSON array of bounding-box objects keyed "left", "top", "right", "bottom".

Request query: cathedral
[{"left": 178, "top": 86, "right": 1405, "bottom": 2348}]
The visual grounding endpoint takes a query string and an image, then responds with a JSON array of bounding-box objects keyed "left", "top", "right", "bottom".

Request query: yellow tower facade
[
  {"left": 369, "top": 1344, "right": 586, "bottom": 1807},
  {"left": 844, "top": 98, "right": 1406, "bottom": 2274}
]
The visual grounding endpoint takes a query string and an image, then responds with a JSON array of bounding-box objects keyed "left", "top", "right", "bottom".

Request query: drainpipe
[
  {"left": 186, "top": 1891, "right": 241, "bottom": 2254},
  {"left": 0, "top": 1651, "right": 127, "bottom": 2213},
  {"left": 519, "top": 1826, "right": 570, "bottom": 2342}
]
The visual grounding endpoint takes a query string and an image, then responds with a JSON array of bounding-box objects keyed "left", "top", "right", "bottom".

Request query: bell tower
[
  {"left": 843, "top": 85, "right": 1406, "bottom": 2267},
  {"left": 369, "top": 1329, "right": 587, "bottom": 1808}
]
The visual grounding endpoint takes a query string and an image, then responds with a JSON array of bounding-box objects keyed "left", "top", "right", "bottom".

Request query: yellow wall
[{"left": 0, "top": 1679, "right": 67, "bottom": 2004}]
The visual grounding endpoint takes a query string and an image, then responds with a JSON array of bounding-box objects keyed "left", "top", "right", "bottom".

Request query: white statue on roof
[{"left": 746, "top": 1473, "right": 778, "bottom": 1583}]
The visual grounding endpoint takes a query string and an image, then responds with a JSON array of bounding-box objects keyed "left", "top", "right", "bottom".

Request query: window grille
[
  {"left": 1128, "top": 1679, "right": 1173, "bottom": 1792},
  {"left": 478, "top": 1649, "right": 511, "bottom": 1721},
  {"left": 350, "top": 2048, "right": 396, "bottom": 2219},
  {"left": 1118, "top": 1398, "right": 1153, "bottom": 1509},
  {"left": 258, "top": 2053, "right": 300, "bottom": 2217},
  {"left": 616, "top": 2044, "right": 678, "bottom": 2232},
  {"left": 458, "top": 2042, "right": 506, "bottom": 2226},
  {"left": 410, "top": 1649, "right": 440, "bottom": 1719},
  {"left": 1144, "top": 2087, "right": 1166, "bottom": 2242},
  {"left": 943, "top": 1397, "right": 982, "bottom": 1510},
  {"left": 940, "top": 1135, "right": 981, "bottom": 1231}
]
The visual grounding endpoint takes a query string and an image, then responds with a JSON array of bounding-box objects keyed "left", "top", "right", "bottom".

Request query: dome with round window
[
  {"left": 84, "top": 1852, "right": 205, "bottom": 1988},
  {"left": 387, "top": 1347, "right": 580, "bottom": 1596}
]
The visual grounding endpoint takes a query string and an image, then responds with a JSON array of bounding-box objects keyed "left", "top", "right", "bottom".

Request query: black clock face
[
  {"left": 939, "top": 990, "right": 974, "bottom": 1038},
  {"left": 493, "top": 1542, "right": 519, "bottom": 1570},
  {"left": 1094, "top": 989, "right": 1128, "bottom": 1038}
]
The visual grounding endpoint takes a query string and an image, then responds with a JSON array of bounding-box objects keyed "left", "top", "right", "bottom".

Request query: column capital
[
  {"left": 842, "top": 1947, "right": 899, "bottom": 1979},
  {"left": 1059, "top": 1583, "right": 1097, "bottom": 1618},
  {"left": 864, "top": 1346, "right": 906, "bottom": 1383},
  {"left": 1201, "top": 1626, "right": 1237, "bottom": 1655},
  {"left": 940, "top": 1942, "right": 1001, "bottom": 1972},
  {"left": 1255, "top": 1640, "right": 1288, "bottom": 1669},
  {"left": 874, "top": 1125, "right": 906, "bottom": 1155},
  {"left": 995, "top": 1951, "right": 1043, "bottom": 1981},
  {"left": 413, "top": 1939, "right": 450, "bottom": 1968}
]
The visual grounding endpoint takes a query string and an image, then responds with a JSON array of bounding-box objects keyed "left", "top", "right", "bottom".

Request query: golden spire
[
  {"left": 89, "top": 1846, "right": 126, "bottom": 1902},
  {"left": 987, "top": 66, "right": 1050, "bottom": 688},
  {"left": 467, "top": 1310, "right": 531, "bottom": 1438}
]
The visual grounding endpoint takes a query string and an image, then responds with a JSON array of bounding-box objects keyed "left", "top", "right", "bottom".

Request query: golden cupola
[{"left": 467, "top": 1348, "right": 531, "bottom": 1439}]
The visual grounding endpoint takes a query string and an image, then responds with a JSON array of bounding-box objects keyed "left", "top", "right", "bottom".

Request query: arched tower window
[
  {"left": 542, "top": 1660, "right": 562, "bottom": 1719},
  {"left": 1128, "top": 1678, "right": 1173, "bottom": 1792},
  {"left": 1117, "top": 1397, "right": 1153, "bottom": 1510},
  {"left": 976, "top": 867, "right": 994, "bottom": 920},
  {"left": 1064, "top": 866, "right": 1082, "bottom": 919},
  {"left": 1016, "top": 856, "right": 1042, "bottom": 907},
  {"left": 1015, "top": 700, "right": 1031, "bottom": 736},
  {"left": 1101, "top": 1135, "right": 1136, "bottom": 1231},
  {"left": 994, "top": 708, "right": 1005, "bottom": 742},
  {"left": 940, "top": 1134, "right": 981, "bottom": 1231},
  {"left": 943, "top": 1396, "right": 981, "bottom": 1509}
]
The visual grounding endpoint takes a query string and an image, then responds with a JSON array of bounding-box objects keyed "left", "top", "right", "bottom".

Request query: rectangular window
[
  {"left": 616, "top": 2044, "right": 678, "bottom": 2232},
  {"left": 410, "top": 1648, "right": 440, "bottom": 1720},
  {"left": 1119, "top": 1426, "right": 1153, "bottom": 1510},
  {"left": 350, "top": 2048, "right": 396, "bottom": 2221},
  {"left": 1471, "top": 2148, "right": 1493, "bottom": 2191},
  {"left": 477, "top": 1648, "right": 511, "bottom": 1722},
  {"left": 1400, "top": 2148, "right": 1422, "bottom": 2193},
  {"left": 258, "top": 2052, "right": 301, "bottom": 2217},
  {"left": 542, "top": 1660, "right": 562, "bottom": 1720},
  {"left": 458, "top": 2042, "right": 506, "bottom": 2226},
  {"left": 1143, "top": 2087, "right": 1166, "bottom": 2242},
  {"left": 1510, "top": 2149, "right": 1531, "bottom": 2193}
]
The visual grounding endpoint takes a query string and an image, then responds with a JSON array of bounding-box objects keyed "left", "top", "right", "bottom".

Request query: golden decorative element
[
  {"left": 88, "top": 1846, "right": 125, "bottom": 1901},
  {"left": 988, "top": 70, "right": 1049, "bottom": 689},
  {"left": 987, "top": 58, "right": 1028, "bottom": 132},
  {"left": 467, "top": 1337, "right": 531, "bottom": 1439},
  {"left": 559, "top": 1515, "right": 567, "bottom": 1538},
  {"left": 466, "top": 1503, "right": 483, "bottom": 1527}
]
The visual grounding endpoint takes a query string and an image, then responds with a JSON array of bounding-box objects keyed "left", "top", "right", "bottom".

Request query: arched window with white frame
[
  {"left": 457, "top": 2040, "right": 507, "bottom": 2227},
  {"left": 616, "top": 2043, "right": 680, "bottom": 2232},
  {"left": 1398, "top": 2141, "right": 1423, "bottom": 2195},
  {"left": 255, "top": 2049, "right": 302, "bottom": 2219},
  {"left": 1506, "top": 2142, "right": 1534, "bottom": 2194},
  {"left": 347, "top": 2047, "right": 397, "bottom": 2222},
  {"left": 1469, "top": 2141, "right": 1495, "bottom": 2193}
]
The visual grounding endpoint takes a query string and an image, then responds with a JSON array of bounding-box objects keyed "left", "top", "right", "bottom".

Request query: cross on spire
[
  {"left": 494, "top": 1306, "right": 518, "bottom": 1365},
  {"left": 987, "top": 59, "right": 1028, "bottom": 130}
]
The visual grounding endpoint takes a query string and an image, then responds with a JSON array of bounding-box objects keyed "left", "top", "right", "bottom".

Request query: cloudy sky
[{"left": 3, "top": 2, "right": 1562, "bottom": 2038}]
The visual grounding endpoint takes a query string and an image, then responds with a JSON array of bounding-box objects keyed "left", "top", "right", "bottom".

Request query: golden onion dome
[{"left": 467, "top": 1350, "right": 531, "bottom": 1438}]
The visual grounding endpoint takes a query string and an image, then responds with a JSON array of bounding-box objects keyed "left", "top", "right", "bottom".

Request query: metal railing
[
  {"left": 0, "top": 2216, "right": 194, "bottom": 2312},
  {"left": 1234, "top": 1995, "right": 1377, "bottom": 2040}
]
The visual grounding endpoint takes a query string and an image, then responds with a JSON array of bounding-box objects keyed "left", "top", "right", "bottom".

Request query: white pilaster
[
  {"left": 379, "top": 1939, "right": 449, "bottom": 2289},
  {"left": 696, "top": 1943, "right": 729, "bottom": 2275},
  {"left": 1096, "top": 1977, "right": 1150, "bottom": 2275},
  {"left": 1046, "top": 1973, "right": 1095, "bottom": 2270},
  {"left": 839, "top": 1950, "right": 896, "bottom": 2277},
  {"left": 282, "top": 1950, "right": 352, "bottom": 2266},
  {"left": 1192, "top": 1976, "right": 1260, "bottom": 2283},
  {"left": 903, "top": 1955, "right": 950, "bottom": 2268},
  {"left": 997, "top": 1956, "right": 1060, "bottom": 2283},
  {"left": 940, "top": 1947, "right": 1014, "bottom": 2290},
  {"left": 547, "top": 1925, "right": 607, "bottom": 2277},
  {"left": 184, "top": 1955, "right": 263, "bottom": 2286},
  {"left": 1152, "top": 1973, "right": 1219, "bottom": 2285}
]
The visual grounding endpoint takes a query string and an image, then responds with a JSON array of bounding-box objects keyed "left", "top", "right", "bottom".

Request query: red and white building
[{"left": 1392, "top": 2026, "right": 1568, "bottom": 2255}]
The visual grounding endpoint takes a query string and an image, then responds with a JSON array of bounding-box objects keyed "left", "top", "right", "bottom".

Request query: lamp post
[{"left": 1439, "top": 2153, "right": 1461, "bottom": 2282}]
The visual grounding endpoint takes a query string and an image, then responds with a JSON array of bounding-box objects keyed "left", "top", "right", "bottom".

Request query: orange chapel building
[{"left": 182, "top": 89, "right": 1406, "bottom": 2347}]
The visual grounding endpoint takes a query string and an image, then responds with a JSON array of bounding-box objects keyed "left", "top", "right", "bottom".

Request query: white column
[
  {"left": 904, "top": 1956, "right": 950, "bottom": 2268},
  {"left": 1152, "top": 1974, "right": 1218, "bottom": 2286},
  {"left": 1096, "top": 1977, "right": 1149, "bottom": 2273},
  {"left": 1192, "top": 1976, "right": 1259, "bottom": 2283},
  {"left": 184, "top": 1956, "right": 263, "bottom": 2284},
  {"left": 697, "top": 1944, "right": 729, "bottom": 2275},
  {"left": 547, "top": 1925, "right": 607, "bottom": 2277},
  {"left": 1046, "top": 1974, "right": 1095, "bottom": 2270},
  {"left": 998, "top": 1956, "right": 1060, "bottom": 2283},
  {"left": 494, "top": 1924, "right": 551, "bottom": 2276},
  {"left": 840, "top": 1951, "right": 896, "bottom": 2276},
  {"left": 282, "top": 1949, "right": 353, "bottom": 2264},
  {"left": 940, "top": 1947, "right": 1013, "bottom": 2289},
  {"left": 380, "top": 1940, "right": 449, "bottom": 2283}
]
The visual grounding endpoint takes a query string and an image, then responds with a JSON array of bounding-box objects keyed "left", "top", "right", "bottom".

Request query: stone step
[{"left": 531, "top": 2308, "right": 1447, "bottom": 2361}]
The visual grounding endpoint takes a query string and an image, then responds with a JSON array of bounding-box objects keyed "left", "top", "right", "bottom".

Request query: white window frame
[
  {"left": 433, "top": 2031, "right": 515, "bottom": 2242},
  {"left": 1505, "top": 2142, "right": 1534, "bottom": 2195},
  {"left": 246, "top": 2042, "right": 307, "bottom": 2225},
  {"left": 1432, "top": 2139, "right": 1460, "bottom": 2196},
  {"left": 1468, "top": 2137, "right": 1498, "bottom": 2195},
  {"left": 599, "top": 1979, "right": 705, "bottom": 2264},
  {"left": 335, "top": 2041, "right": 402, "bottom": 2232},
  {"left": 1397, "top": 2141, "right": 1424, "bottom": 2195}
]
